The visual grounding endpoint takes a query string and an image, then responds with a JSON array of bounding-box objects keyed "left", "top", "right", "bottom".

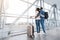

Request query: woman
[
  {"left": 35, "top": 8, "right": 40, "bottom": 33},
  {"left": 30, "top": 8, "right": 40, "bottom": 33}
]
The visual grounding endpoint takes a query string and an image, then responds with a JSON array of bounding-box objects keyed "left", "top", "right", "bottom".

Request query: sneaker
[
  {"left": 37, "top": 32, "right": 39, "bottom": 33},
  {"left": 37, "top": 32, "right": 40, "bottom": 34}
]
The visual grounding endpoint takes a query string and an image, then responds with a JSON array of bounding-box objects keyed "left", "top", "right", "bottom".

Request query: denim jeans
[
  {"left": 35, "top": 20, "right": 40, "bottom": 33},
  {"left": 40, "top": 18, "right": 46, "bottom": 33},
  {"left": 35, "top": 18, "right": 46, "bottom": 33}
]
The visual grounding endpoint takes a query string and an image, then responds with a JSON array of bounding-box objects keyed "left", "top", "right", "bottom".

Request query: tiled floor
[{"left": 0, "top": 27, "right": 60, "bottom": 40}]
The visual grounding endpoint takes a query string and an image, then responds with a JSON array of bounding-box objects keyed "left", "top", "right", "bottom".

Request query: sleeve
[{"left": 40, "top": 11, "right": 45, "bottom": 17}]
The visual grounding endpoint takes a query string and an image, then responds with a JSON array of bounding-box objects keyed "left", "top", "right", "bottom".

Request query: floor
[{"left": 0, "top": 27, "right": 60, "bottom": 40}]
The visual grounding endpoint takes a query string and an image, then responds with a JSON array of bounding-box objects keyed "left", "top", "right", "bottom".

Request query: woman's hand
[
  {"left": 30, "top": 16, "right": 35, "bottom": 18},
  {"left": 30, "top": 16, "right": 33, "bottom": 18}
]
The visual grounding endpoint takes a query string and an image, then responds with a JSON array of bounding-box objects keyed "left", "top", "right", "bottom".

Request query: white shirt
[{"left": 35, "top": 11, "right": 40, "bottom": 20}]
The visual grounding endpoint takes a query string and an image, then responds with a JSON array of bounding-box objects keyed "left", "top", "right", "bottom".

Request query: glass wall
[{"left": 1, "top": 0, "right": 60, "bottom": 35}]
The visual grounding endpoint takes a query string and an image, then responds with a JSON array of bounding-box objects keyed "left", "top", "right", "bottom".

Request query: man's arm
[
  {"left": 40, "top": 14, "right": 45, "bottom": 17},
  {"left": 40, "top": 10, "right": 45, "bottom": 17}
]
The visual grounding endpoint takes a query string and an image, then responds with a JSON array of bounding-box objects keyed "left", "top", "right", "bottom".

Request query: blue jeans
[
  {"left": 35, "top": 18, "right": 46, "bottom": 33},
  {"left": 35, "top": 20, "right": 40, "bottom": 33},
  {"left": 40, "top": 18, "right": 46, "bottom": 33}
]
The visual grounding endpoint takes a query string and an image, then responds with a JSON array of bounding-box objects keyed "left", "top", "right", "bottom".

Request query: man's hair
[
  {"left": 36, "top": 8, "right": 40, "bottom": 11},
  {"left": 40, "top": 7, "right": 43, "bottom": 10}
]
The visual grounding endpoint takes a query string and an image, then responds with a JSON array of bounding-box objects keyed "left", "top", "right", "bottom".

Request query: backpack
[{"left": 44, "top": 12, "right": 48, "bottom": 19}]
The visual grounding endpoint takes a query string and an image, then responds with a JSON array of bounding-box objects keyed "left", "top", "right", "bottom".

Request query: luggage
[
  {"left": 27, "top": 23, "right": 34, "bottom": 38},
  {"left": 27, "top": 19, "right": 34, "bottom": 38}
]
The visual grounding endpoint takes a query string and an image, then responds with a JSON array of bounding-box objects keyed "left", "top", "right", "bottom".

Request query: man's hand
[{"left": 40, "top": 14, "right": 44, "bottom": 17}]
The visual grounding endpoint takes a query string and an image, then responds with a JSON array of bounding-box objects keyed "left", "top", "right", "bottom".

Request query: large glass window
[{"left": 2, "top": 0, "right": 60, "bottom": 34}]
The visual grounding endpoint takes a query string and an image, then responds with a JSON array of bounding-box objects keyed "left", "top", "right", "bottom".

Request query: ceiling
[{"left": 1, "top": 0, "right": 60, "bottom": 24}]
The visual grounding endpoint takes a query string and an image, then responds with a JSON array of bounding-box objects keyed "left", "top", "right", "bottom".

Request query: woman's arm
[{"left": 30, "top": 16, "right": 35, "bottom": 18}]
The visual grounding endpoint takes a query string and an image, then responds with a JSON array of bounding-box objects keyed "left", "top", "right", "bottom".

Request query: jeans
[
  {"left": 35, "top": 20, "right": 40, "bottom": 33},
  {"left": 40, "top": 18, "right": 46, "bottom": 33},
  {"left": 35, "top": 18, "right": 46, "bottom": 33}
]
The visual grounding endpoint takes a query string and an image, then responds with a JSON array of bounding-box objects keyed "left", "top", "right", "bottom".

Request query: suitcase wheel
[{"left": 30, "top": 35, "right": 35, "bottom": 38}]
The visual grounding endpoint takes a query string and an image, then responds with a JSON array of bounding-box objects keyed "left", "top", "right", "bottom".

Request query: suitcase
[
  {"left": 27, "top": 23, "right": 34, "bottom": 38},
  {"left": 27, "top": 18, "right": 34, "bottom": 38}
]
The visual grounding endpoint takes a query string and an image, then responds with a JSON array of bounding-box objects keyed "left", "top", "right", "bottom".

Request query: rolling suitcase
[{"left": 27, "top": 19, "right": 34, "bottom": 38}]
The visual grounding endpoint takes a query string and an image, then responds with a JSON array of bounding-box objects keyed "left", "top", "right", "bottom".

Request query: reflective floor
[{"left": 0, "top": 27, "right": 60, "bottom": 40}]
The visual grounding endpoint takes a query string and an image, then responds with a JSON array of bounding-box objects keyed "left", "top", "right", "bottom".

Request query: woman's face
[{"left": 35, "top": 10, "right": 39, "bottom": 13}]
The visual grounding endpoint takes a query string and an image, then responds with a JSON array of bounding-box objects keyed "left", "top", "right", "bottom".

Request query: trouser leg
[
  {"left": 38, "top": 20, "right": 40, "bottom": 33},
  {"left": 40, "top": 19, "right": 46, "bottom": 33},
  {"left": 35, "top": 20, "right": 39, "bottom": 33}
]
